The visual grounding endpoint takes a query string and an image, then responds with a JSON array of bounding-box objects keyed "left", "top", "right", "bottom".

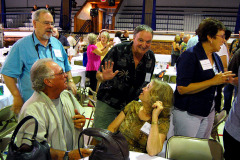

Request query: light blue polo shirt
[{"left": 0, "top": 33, "right": 71, "bottom": 102}]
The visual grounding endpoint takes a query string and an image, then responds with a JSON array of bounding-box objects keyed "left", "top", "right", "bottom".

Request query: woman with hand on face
[
  {"left": 108, "top": 79, "right": 173, "bottom": 156},
  {"left": 96, "top": 31, "right": 114, "bottom": 60},
  {"left": 173, "top": 18, "right": 235, "bottom": 139}
]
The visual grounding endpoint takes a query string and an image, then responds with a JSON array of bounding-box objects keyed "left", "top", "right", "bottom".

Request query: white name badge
[
  {"left": 200, "top": 59, "right": 212, "bottom": 70},
  {"left": 140, "top": 122, "right": 151, "bottom": 135},
  {"left": 145, "top": 73, "right": 151, "bottom": 82},
  {"left": 54, "top": 49, "right": 62, "bottom": 57}
]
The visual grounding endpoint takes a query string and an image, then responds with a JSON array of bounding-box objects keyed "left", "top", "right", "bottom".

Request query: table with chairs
[
  {"left": 154, "top": 66, "right": 177, "bottom": 91},
  {"left": 71, "top": 55, "right": 83, "bottom": 66},
  {"left": 155, "top": 54, "right": 171, "bottom": 64},
  {"left": 0, "top": 83, "right": 13, "bottom": 110},
  {"left": 71, "top": 65, "right": 86, "bottom": 88}
]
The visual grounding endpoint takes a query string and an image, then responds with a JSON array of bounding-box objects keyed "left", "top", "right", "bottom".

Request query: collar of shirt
[{"left": 33, "top": 32, "right": 52, "bottom": 47}]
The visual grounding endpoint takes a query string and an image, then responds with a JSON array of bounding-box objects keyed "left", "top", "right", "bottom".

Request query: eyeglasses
[
  {"left": 216, "top": 34, "right": 225, "bottom": 39},
  {"left": 37, "top": 21, "right": 55, "bottom": 27},
  {"left": 51, "top": 70, "right": 65, "bottom": 77}
]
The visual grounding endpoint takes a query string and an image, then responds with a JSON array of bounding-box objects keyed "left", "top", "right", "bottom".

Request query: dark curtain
[
  {"left": 59, "top": 0, "right": 72, "bottom": 31},
  {"left": 141, "top": 0, "right": 145, "bottom": 25},
  {"left": 151, "top": 0, "right": 156, "bottom": 30},
  {"left": 234, "top": 3, "right": 240, "bottom": 34},
  {"left": 1, "top": 0, "right": 6, "bottom": 28}
]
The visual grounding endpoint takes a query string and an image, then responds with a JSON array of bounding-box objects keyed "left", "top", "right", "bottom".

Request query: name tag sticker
[
  {"left": 145, "top": 73, "right": 151, "bottom": 82},
  {"left": 140, "top": 122, "right": 151, "bottom": 135},
  {"left": 54, "top": 49, "right": 62, "bottom": 57},
  {"left": 200, "top": 59, "right": 212, "bottom": 70}
]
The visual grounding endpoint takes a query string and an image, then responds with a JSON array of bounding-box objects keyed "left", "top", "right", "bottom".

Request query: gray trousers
[
  {"left": 93, "top": 100, "right": 121, "bottom": 130},
  {"left": 172, "top": 108, "right": 215, "bottom": 139}
]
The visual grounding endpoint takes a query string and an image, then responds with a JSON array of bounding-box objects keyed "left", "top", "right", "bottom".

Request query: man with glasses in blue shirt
[{"left": 1, "top": 9, "right": 76, "bottom": 114}]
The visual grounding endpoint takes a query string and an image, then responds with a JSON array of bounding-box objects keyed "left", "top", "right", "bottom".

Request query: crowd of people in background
[{"left": 2, "top": 6, "right": 240, "bottom": 160}]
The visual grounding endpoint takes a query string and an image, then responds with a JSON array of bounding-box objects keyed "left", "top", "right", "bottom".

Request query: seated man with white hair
[{"left": 17, "top": 58, "right": 91, "bottom": 159}]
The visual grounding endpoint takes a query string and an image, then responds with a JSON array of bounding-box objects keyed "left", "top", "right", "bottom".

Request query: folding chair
[
  {"left": 165, "top": 136, "right": 224, "bottom": 160},
  {"left": 211, "top": 110, "right": 227, "bottom": 142},
  {"left": 162, "top": 75, "right": 170, "bottom": 82},
  {"left": 0, "top": 105, "right": 18, "bottom": 160},
  {"left": 72, "top": 76, "right": 82, "bottom": 89},
  {"left": 86, "top": 88, "right": 97, "bottom": 145},
  {"left": 169, "top": 75, "right": 176, "bottom": 84}
]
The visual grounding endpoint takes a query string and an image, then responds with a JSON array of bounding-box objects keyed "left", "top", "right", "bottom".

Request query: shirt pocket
[
  {"left": 54, "top": 57, "right": 65, "bottom": 71},
  {"left": 26, "top": 57, "right": 38, "bottom": 72}
]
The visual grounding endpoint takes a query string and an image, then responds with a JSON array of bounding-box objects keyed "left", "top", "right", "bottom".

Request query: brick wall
[{"left": 151, "top": 40, "right": 172, "bottom": 55}]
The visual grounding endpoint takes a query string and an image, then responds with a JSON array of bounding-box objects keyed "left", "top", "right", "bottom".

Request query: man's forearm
[
  {"left": 50, "top": 148, "right": 65, "bottom": 160},
  {"left": 66, "top": 71, "right": 74, "bottom": 82},
  {"left": 3, "top": 75, "right": 21, "bottom": 97}
]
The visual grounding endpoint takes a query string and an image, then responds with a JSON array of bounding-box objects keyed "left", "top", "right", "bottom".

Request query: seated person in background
[
  {"left": 52, "top": 28, "right": 70, "bottom": 47},
  {"left": 31, "top": 5, "right": 38, "bottom": 13},
  {"left": 67, "top": 34, "right": 77, "bottom": 47},
  {"left": 82, "top": 47, "right": 88, "bottom": 67},
  {"left": 75, "top": 36, "right": 87, "bottom": 55},
  {"left": 17, "top": 58, "right": 91, "bottom": 160},
  {"left": 108, "top": 80, "right": 173, "bottom": 156},
  {"left": 180, "top": 34, "right": 190, "bottom": 54},
  {"left": 113, "top": 31, "right": 122, "bottom": 46},
  {"left": 120, "top": 30, "right": 130, "bottom": 42},
  {"left": 45, "top": 4, "right": 55, "bottom": 19}
]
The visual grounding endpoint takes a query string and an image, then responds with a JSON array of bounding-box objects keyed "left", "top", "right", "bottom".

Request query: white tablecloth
[
  {"left": 0, "top": 83, "right": 13, "bottom": 109},
  {"left": 168, "top": 83, "right": 176, "bottom": 91},
  {"left": 0, "top": 47, "right": 10, "bottom": 57},
  {"left": 71, "top": 65, "right": 86, "bottom": 87},
  {"left": 80, "top": 151, "right": 168, "bottom": 160},
  {"left": 155, "top": 54, "right": 171, "bottom": 63},
  {"left": 71, "top": 55, "right": 83, "bottom": 65},
  {"left": 154, "top": 67, "right": 176, "bottom": 76}
]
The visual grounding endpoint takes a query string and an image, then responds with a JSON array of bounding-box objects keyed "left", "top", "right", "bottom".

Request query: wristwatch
[
  {"left": 68, "top": 78, "right": 74, "bottom": 82},
  {"left": 63, "top": 151, "right": 70, "bottom": 160}
]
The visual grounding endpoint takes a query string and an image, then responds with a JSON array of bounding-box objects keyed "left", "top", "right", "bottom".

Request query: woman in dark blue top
[{"left": 173, "top": 18, "right": 235, "bottom": 139}]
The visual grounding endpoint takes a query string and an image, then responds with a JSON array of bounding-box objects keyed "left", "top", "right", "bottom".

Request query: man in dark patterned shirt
[{"left": 92, "top": 25, "right": 156, "bottom": 143}]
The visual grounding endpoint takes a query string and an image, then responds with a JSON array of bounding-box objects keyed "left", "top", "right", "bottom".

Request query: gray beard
[{"left": 43, "top": 33, "right": 52, "bottom": 40}]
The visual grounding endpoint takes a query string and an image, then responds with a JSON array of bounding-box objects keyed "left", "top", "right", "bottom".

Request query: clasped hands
[{"left": 213, "top": 71, "right": 236, "bottom": 85}]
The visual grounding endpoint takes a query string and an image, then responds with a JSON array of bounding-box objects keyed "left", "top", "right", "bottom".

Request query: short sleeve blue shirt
[{"left": 0, "top": 33, "right": 71, "bottom": 102}]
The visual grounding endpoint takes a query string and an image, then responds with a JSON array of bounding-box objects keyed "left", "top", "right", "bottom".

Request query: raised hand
[
  {"left": 101, "top": 60, "right": 119, "bottom": 81},
  {"left": 152, "top": 101, "right": 164, "bottom": 119}
]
